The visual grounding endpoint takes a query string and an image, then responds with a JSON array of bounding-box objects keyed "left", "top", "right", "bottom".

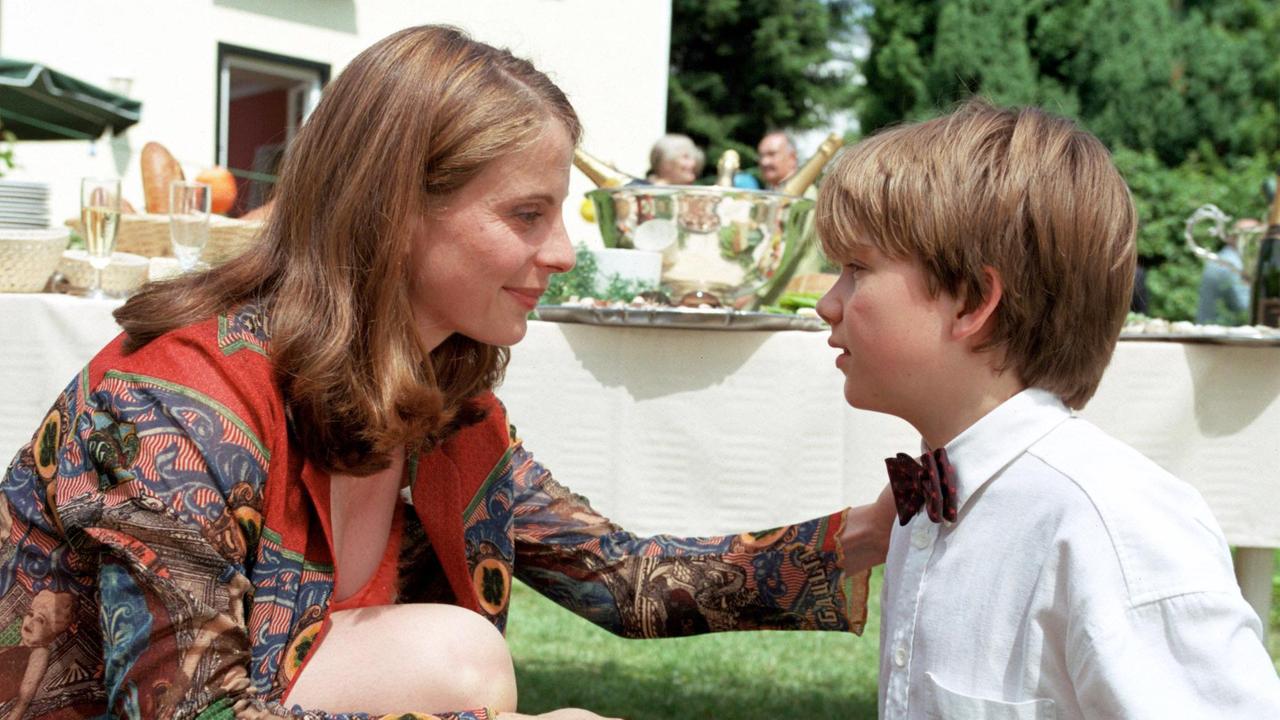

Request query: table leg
[{"left": 1235, "top": 547, "right": 1275, "bottom": 644}]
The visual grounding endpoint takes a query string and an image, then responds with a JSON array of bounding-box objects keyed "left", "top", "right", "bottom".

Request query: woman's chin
[{"left": 465, "top": 318, "right": 528, "bottom": 347}]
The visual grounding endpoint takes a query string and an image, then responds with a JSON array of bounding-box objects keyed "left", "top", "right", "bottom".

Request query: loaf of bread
[{"left": 140, "top": 142, "right": 183, "bottom": 213}]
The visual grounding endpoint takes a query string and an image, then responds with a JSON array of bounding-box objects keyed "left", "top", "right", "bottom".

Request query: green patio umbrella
[{"left": 0, "top": 58, "right": 141, "bottom": 140}]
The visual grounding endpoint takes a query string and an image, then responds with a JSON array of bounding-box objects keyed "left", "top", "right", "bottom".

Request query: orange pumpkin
[{"left": 196, "top": 166, "right": 238, "bottom": 215}]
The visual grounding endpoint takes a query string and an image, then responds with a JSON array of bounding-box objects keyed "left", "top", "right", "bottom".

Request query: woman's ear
[{"left": 952, "top": 266, "right": 1003, "bottom": 342}]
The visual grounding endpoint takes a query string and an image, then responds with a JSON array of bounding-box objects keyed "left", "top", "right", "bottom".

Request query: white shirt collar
[{"left": 929, "top": 387, "right": 1072, "bottom": 516}]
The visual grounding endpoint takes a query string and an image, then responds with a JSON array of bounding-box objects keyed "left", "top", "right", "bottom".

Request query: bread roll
[{"left": 140, "top": 142, "right": 183, "bottom": 213}]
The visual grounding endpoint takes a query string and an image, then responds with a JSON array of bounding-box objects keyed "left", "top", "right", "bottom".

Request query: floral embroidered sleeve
[
  {"left": 0, "top": 364, "right": 492, "bottom": 720},
  {"left": 509, "top": 443, "right": 868, "bottom": 638}
]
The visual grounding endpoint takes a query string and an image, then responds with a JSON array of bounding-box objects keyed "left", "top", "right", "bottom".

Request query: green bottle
[{"left": 1251, "top": 169, "right": 1280, "bottom": 327}]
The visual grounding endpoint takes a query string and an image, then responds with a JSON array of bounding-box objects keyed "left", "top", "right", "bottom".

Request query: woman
[
  {"left": 0, "top": 26, "right": 894, "bottom": 720},
  {"left": 646, "top": 134, "right": 704, "bottom": 185}
]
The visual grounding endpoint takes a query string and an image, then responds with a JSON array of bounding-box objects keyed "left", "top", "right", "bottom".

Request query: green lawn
[
  {"left": 509, "top": 558, "right": 1280, "bottom": 718},
  {"left": 507, "top": 570, "right": 883, "bottom": 719},
  {"left": 1270, "top": 550, "right": 1280, "bottom": 664}
]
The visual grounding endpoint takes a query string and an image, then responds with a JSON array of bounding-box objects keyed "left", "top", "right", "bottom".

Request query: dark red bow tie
[{"left": 886, "top": 448, "right": 958, "bottom": 526}]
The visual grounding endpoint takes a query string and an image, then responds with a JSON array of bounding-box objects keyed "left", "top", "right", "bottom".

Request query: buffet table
[{"left": 2, "top": 292, "right": 1277, "bottom": 638}]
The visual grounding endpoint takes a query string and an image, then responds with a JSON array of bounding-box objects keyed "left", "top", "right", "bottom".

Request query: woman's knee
[
  {"left": 286, "top": 603, "right": 516, "bottom": 714},
  {"left": 407, "top": 604, "right": 516, "bottom": 710}
]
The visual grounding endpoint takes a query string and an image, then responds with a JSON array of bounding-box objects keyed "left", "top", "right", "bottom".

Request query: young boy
[{"left": 815, "top": 99, "right": 1280, "bottom": 718}]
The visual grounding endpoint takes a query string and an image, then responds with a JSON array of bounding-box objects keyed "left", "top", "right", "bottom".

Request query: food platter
[
  {"left": 535, "top": 304, "right": 827, "bottom": 331},
  {"left": 535, "top": 306, "right": 1280, "bottom": 343},
  {"left": 1119, "top": 328, "right": 1280, "bottom": 347}
]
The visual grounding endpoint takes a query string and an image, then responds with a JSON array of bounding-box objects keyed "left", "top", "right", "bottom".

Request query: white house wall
[{"left": 0, "top": 0, "right": 671, "bottom": 246}]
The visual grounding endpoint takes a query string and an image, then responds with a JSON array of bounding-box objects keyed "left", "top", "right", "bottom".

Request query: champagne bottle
[
  {"left": 714, "top": 149, "right": 741, "bottom": 187},
  {"left": 1250, "top": 168, "right": 1280, "bottom": 327},
  {"left": 573, "top": 148, "right": 640, "bottom": 188},
  {"left": 778, "top": 132, "right": 845, "bottom": 197}
]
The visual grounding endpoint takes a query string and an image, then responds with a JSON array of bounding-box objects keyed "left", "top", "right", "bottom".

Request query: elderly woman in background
[
  {"left": 0, "top": 25, "right": 895, "bottom": 720},
  {"left": 646, "top": 133, "right": 705, "bottom": 185}
]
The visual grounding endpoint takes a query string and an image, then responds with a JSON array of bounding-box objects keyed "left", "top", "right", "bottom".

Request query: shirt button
[
  {"left": 911, "top": 527, "right": 931, "bottom": 549},
  {"left": 893, "top": 644, "right": 908, "bottom": 667}
]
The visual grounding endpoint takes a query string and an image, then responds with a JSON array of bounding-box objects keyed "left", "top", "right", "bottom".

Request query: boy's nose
[{"left": 816, "top": 284, "right": 843, "bottom": 325}]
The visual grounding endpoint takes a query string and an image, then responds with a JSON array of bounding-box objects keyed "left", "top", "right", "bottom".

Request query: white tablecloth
[{"left": 2, "top": 293, "right": 1277, "bottom": 632}]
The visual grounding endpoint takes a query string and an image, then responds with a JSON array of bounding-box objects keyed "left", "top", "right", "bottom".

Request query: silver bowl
[{"left": 587, "top": 185, "right": 816, "bottom": 306}]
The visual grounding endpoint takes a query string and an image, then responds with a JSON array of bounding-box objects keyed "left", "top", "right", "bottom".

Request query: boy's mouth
[{"left": 828, "top": 339, "right": 851, "bottom": 367}]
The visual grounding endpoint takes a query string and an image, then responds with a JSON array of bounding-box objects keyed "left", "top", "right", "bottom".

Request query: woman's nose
[{"left": 540, "top": 216, "right": 576, "bottom": 274}]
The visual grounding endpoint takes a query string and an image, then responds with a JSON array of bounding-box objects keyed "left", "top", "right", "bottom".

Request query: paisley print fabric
[{"left": 0, "top": 304, "right": 868, "bottom": 719}]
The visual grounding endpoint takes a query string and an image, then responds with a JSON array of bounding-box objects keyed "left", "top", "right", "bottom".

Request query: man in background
[
  {"left": 757, "top": 131, "right": 799, "bottom": 190},
  {"left": 1196, "top": 217, "right": 1257, "bottom": 325},
  {"left": 753, "top": 130, "right": 829, "bottom": 306}
]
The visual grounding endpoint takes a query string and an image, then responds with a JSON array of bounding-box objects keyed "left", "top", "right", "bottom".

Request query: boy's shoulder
[{"left": 1022, "top": 417, "right": 1237, "bottom": 604}]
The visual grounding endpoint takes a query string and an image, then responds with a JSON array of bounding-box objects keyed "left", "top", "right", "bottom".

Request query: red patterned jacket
[{"left": 0, "top": 303, "right": 867, "bottom": 719}]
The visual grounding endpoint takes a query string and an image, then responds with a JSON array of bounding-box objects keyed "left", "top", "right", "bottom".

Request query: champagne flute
[
  {"left": 169, "top": 180, "right": 212, "bottom": 272},
  {"left": 79, "top": 178, "right": 122, "bottom": 299}
]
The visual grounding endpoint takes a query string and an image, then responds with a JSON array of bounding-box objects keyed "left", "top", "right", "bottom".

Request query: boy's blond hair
[{"left": 817, "top": 99, "right": 1136, "bottom": 409}]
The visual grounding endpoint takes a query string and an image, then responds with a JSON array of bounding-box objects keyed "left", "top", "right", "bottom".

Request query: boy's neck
[{"left": 912, "top": 368, "right": 1026, "bottom": 451}]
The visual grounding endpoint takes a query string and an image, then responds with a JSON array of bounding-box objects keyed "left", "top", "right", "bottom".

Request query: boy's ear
[{"left": 952, "top": 266, "right": 1003, "bottom": 342}]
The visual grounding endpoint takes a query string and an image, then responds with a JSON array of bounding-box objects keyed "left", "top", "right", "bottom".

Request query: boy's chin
[{"left": 843, "top": 384, "right": 892, "bottom": 417}]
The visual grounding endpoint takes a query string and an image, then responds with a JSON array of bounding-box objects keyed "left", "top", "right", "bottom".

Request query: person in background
[
  {"left": 754, "top": 130, "right": 827, "bottom": 306},
  {"left": 0, "top": 25, "right": 895, "bottom": 720},
  {"left": 757, "top": 130, "right": 799, "bottom": 190},
  {"left": 1195, "top": 217, "right": 1257, "bottom": 325},
  {"left": 1130, "top": 263, "right": 1150, "bottom": 315},
  {"left": 646, "top": 133, "right": 704, "bottom": 185},
  {"left": 816, "top": 98, "right": 1279, "bottom": 718}
]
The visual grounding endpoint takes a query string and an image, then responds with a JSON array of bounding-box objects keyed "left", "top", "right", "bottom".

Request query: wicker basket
[
  {"left": 0, "top": 228, "right": 71, "bottom": 292},
  {"left": 57, "top": 250, "right": 150, "bottom": 296},
  {"left": 207, "top": 215, "right": 266, "bottom": 265},
  {"left": 65, "top": 213, "right": 264, "bottom": 264}
]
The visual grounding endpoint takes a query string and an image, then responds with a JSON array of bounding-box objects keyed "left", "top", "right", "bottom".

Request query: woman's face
[
  {"left": 656, "top": 150, "right": 698, "bottom": 185},
  {"left": 409, "top": 121, "right": 576, "bottom": 350}
]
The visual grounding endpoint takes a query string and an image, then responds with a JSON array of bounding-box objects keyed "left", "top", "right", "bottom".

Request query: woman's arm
[{"left": 510, "top": 443, "right": 877, "bottom": 638}]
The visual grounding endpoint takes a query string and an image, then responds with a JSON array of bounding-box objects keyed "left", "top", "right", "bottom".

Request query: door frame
[{"left": 214, "top": 43, "right": 330, "bottom": 167}]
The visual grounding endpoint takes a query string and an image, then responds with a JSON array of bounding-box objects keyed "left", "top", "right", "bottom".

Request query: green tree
[
  {"left": 858, "top": 0, "right": 1280, "bottom": 320},
  {"left": 929, "top": 0, "right": 1040, "bottom": 107},
  {"left": 667, "top": 0, "right": 861, "bottom": 165},
  {"left": 858, "top": 0, "right": 937, "bottom": 131},
  {"left": 1071, "top": 0, "right": 1191, "bottom": 164},
  {"left": 860, "top": 0, "right": 1280, "bottom": 163}
]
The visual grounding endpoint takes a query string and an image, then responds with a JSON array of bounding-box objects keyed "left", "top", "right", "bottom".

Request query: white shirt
[{"left": 879, "top": 388, "right": 1280, "bottom": 719}]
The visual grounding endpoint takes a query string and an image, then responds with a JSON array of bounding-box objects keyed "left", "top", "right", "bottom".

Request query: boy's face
[{"left": 817, "top": 240, "right": 962, "bottom": 419}]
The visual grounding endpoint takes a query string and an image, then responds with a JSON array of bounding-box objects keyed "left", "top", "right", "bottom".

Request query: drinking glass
[
  {"left": 169, "top": 180, "right": 212, "bottom": 272},
  {"left": 79, "top": 177, "right": 122, "bottom": 299}
]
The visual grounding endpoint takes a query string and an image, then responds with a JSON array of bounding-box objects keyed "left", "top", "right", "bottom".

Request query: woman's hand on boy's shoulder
[{"left": 839, "top": 484, "right": 896, "bottom": 576}]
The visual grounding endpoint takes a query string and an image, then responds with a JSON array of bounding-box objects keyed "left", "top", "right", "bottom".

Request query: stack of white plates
[{"left": 0, "top": 180, "right": 51, "bottom": 229}]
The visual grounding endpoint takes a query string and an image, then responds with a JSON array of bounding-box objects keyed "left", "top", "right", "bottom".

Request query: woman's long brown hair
[{"left": 115, "top": 26, "right": 582, "bottom": 474}]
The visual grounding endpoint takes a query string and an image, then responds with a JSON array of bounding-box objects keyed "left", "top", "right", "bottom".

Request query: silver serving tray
[
  {"left": 1119, "top": 329, "right": 1280, "bottom": 347},
  {"left": 535, "top": 304, "right": 827, "bottom": 331}
]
